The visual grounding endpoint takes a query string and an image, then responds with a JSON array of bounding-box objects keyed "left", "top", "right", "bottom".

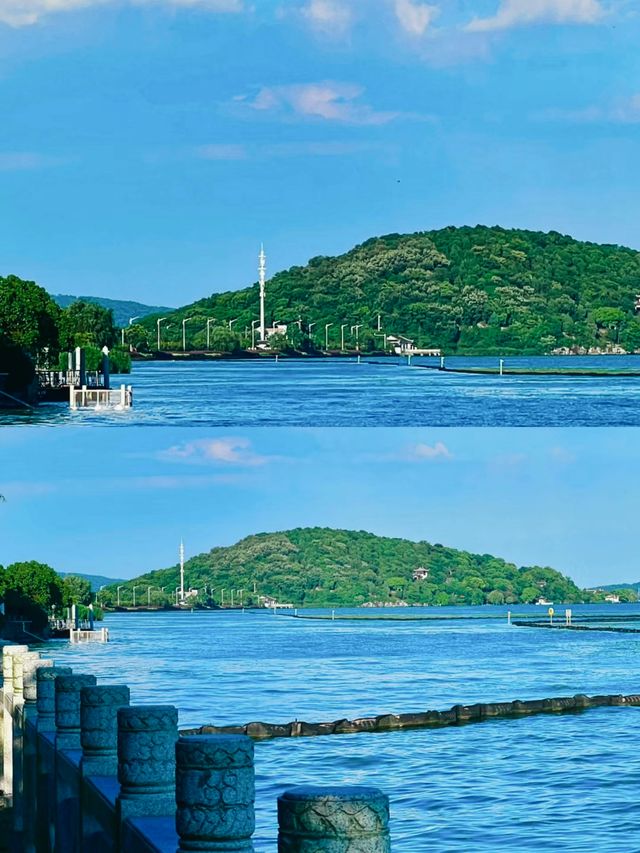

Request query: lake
[
  {"left": 46, "top": 605, "right": 640, "bottom": 850},
  {"left": 7, "top": 355, "right": 640, "bottom": 427}
]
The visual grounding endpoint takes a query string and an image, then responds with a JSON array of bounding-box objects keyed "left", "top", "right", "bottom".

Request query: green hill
[
  {"left": 100, "top": 527, "right": 589, "bottom": 608},
  {"left": 138, "top": 226, "right": 640, "bottom": 355},
  {"left": 58, "top": 572, "right": 125, "bottom": 592},
  {"left": 53, "top": 295, "right": 171, "bottom": 328}
]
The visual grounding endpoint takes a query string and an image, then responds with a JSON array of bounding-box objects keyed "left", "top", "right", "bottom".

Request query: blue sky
[
  {"left": 1, "top": 426, "right": 638, "bottom": 587},
  {"left": 2, "top": 0, "right": 640, "bottom": 305}
]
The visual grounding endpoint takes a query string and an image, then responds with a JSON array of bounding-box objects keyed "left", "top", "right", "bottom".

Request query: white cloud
[
  {"left": 465, "top": 0, "right": 605, "bottom": 32},
  {"left": 159, "top": 437, "right": 272, "bottom": 467},
  {"left": 300, "top": 0, "right": 353, "bottom": 36},
  {"left": 393, "top": 0, "right": 438, "bottom": 35},
  {"left": 407, "top": 441, "right": 453, "bottom": 461},
  {"left": 0, "top": 0, "right": 245, "bottom": 27},
  {"left": 242, "top": 82, "right": 399, "bottom": 125},
  {"left": 538, "top": 93, "right": 640, "bottom": 124}
]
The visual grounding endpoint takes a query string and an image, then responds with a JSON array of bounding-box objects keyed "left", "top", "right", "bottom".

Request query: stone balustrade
[{"left": 1, "top": 642, "right": 390, "bottom": 852}]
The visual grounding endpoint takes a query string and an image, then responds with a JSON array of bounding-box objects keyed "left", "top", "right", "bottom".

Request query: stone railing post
[
  {"left": 55, "top": 674, "right": 97, "bottom": 750},
  {"left": 35, "top": 667, "right": 72, "bottom": 853},
  {"left": 80, "top": 684, "right": 130, "bottom": 776},
  {"left": 37, "top": 667, "right": 73, "bottom": 732},
  {"left": 23, "top": 657, "right": 53, "bottom": 705},
  {"left": 176, "top": 734, "right": 255, "bottom": 851},
  {"left": 2, "top": 644, "right": 28, "bottom": 696},
  {"left": 13, "top": 651, "right": 41, "bottom": 700},
  {"left": 2, "top": 644, "right": 28, "bottom": 795},
  {"left": 277, "top": 786, "right": 391, "bottom": 852},
  {"left": 116, "top": 705, "right": 178, "bottom": 823},
  {"left": 21, "top": 658, "right": 53, "bottom": 853}
]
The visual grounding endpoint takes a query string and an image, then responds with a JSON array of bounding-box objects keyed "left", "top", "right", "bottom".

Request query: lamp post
[
  {"left": 117, "top": 585, "right": 124, "bottom": 607},
  {"left": 157, "top": 318, "right": 167, "bottom": 351},
  {"left": 220, "top": 588, "right": 225, "bottom": 607},
  {"left": 373, "top": 332, "right": 388, "bottom": 350},
  {"left": 325, "top": 323, "right": 333, "bottom": 350},
  {"left": 147, "top": 585, "right": 152, "bottom": 606},
  {"left": 121, "top": 314, "right": 141, "bottom": 346},
  {"left": 377, "top": 314, "right": 382, "bottom": 332},
  {"left": 206, "top": 318, "right": 216, "bottom": 350},
  {"left": 341, "top": 324, "right": 348, "bottom": 351},
  {"left": 133, "top": 585, "right": 141, "bottom": 608},
  {"left": 251, "top": 319, "right": 260, "bottom": 349},
  {"left": 182, "top": 317, "right": 193, "bottom": 352},
  {"left": 308, "top": 322, "right": 316, "bottom": 340},
  {"left": 352, "top": 324, "right": 363, "bottom": 351},
  {"left": 229, "top": 318, "right": 238, "bottom": 330}
]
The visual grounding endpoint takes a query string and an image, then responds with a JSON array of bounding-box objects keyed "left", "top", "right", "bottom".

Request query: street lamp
[
  {"left": 229, "top": 318, "right": 238, "bottom": 330},
  {"left": 220, "top": 588, "right": 225, "bottom": 607},
  {"left": 352, "top": 324, "right": 363, "bottom": 351},
  {"left": 308, "top": 322, "right": 316, "bottom": 339},
  {"left": 117, "top": 585, "right": 124, "bottom": 607},
  {"left": 251, "top": 319, "right": 260, "bottom": 349},
  {"left": 182, "top": 317, "right": 193, "bottom": 352},
  {"left": 133, "top": 585, "right": 141, "bottom": 607},
  {"left": 147, "top": 585, "right": 152, "bottom": 606},
  {"left": 121, "top": 316, "right": 140, "bottom": 346},
  {"left": 341, "top": 324, "right": 348, "bottom": 351},
  {"left": 325, "top": 323, "right": 333, "bottom": 350},
  {"left": 206, "top": 318, "right": 216, "bottom": 350},
  {"left": 157, "top": 318, "right": 168, "bottom": 351}
]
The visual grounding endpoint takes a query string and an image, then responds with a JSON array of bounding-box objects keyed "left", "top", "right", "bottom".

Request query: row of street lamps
[
  {"left": 113, "top": 584, "right": 245, "bottom": 608},
  {"left": 152, "top": 316, "right": 377, "bottom": 351}
]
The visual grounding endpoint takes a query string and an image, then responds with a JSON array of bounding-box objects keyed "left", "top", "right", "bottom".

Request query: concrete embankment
[{"left": 182, "top": 692, "right": 640, "bottom": 741}]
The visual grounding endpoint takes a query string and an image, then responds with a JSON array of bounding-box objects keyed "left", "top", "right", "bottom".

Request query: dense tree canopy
[
  {"left": 0, "top": 275, "right": 62, "bottom": 357},
  {"left": 61, "top": 301, "right": 118, "bottom": 349},
  {"left": 140, "top": 226, "right": 640, "bottom": 355},
  {"left": 100, "top": 527, "right": 595, "bottom": 608}
]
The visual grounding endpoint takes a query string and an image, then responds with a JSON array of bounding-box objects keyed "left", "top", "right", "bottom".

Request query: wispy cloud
[
  {"left": 236, "top": 81, "right": 424, "bottom": 125},
  {"left": 465, "top": 0, "right": 606, "bottom": 32},
  {"left": 158, "top": 437, "right": 273, "bottom": 467},
  {"left": 0, "top": 0, "right": 245, "bottom": 27},
  {"left": 538, "top": 93, "right": 640, "bottom": 124},
  {"left": 393, "top": 0, "right": 438, "bottom": 35},
  {"left": 406, "top": 441, "right": 453, "bottom": 461},
  {"left": 299, "top": 0, "right": 353, "bottom": 36},
  {"left": 0, "top": 152, "right": 63, "bottom": 170},
  {"left": 194, "top": 139, "right": 393, "bottom": 160}
]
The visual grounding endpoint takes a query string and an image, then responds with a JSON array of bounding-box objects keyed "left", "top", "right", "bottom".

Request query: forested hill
[
  {"left": 101, "top": 527, "right": 589, "bottom": 608},
  {"left": 139, "top": 226, "right": 640, "bottom": 355},
  {"left": 53, "top": 295, "right": 171, "bottom": 328}
]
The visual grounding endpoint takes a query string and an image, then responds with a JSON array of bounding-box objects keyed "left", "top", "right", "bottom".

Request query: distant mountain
[
  {"left": 99, "top": 527, "right": 589, "bottom": 608},
  {"left": 58, "top": 572, "right": 125, "bottom": 592},
  {"left": 52, "top": 295, "right": 172, "bottom": 328},
  {"left": 138, "top": 226, "right": 640, "bottom": 355},
  {"left": 596, "top": 582, "right": 640, "bottom": 592}
]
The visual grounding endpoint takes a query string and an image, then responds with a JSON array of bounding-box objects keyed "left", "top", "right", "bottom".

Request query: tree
[
  {"left": 208, "top": 327, "right": 241, "bottom": 354},
  {"left": 62, "top": 575, "right": 93, "bottom": 607},
  {"left": 0, "top": 275, "right": 61, "bottom": 357},
  {"left": 3, "top": 561, "right": 63, "bottom": 609},
  {"left": 61, "top": 301, "right": 117, "bottom": 349}
]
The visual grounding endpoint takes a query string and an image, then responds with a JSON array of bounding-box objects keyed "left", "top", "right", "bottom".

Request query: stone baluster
[
  {"left": 80, "top": 684, "right": 130, "bottom": 777},
  {"left": 176, "top": 734, "right": 255, "bottom": 852},
  {"left": 117, "top": 705, "right": 178, "bottom": 822},
  {"left": 36, "top": 667, "right": 72, "bottom": 732},
  {"left": 23, "top": 657, "right": 53, "bottom": 704},
  {"left": 2, "top": 644, "right": 29, "bottom": 694},
  {"left": 277, "top": 786, "right": 391, "bottom": 852},
  {"left": 55, "top": 674, "right": 97, "bottom": 749},
  {"left": 13, "top": 651, "right": 41, "bottom": 700}
]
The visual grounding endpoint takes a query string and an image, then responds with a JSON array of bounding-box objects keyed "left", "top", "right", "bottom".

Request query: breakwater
[
  {"left": 0, "top": 643, "right": 391, "bottom": 852},
  {"left": 183, "top": 692, "right": 640, "bottom": 741}
]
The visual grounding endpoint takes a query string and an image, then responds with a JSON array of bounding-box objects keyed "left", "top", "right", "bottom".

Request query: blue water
[
  {"left": 47, "top": 605, "right": 640, "bottom": 850},
  {"left": 7, "top": 355, "right": 640, "bottom": 426}
]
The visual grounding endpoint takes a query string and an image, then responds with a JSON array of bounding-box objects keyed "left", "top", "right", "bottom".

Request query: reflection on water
[
  {"left": 49, "top": 606, "right": 640, "bottom": 850},
  {"left": 6, "top": 356, "right": 640, "bottom": 426}
]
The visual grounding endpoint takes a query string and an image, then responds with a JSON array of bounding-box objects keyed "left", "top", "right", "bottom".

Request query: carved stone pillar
[
  {"left": 80, "top": 684, "right": 130, "bottom": 777},
  {"left": 2, "top": 644, "right": 28, "bottom": 695},
  {"left": 36, "top": 667, "right": 72, "bottom": 732},
  {"left": 117, "top": 705, "right": 178, "bottom": 822},
  {"left": 176, "top": 734, "right": 255, "bottom": 851},
  {"left": 55, "top": 674, "right": 97, "bottom": 749},
  {"left": 277, "top": 786, "right": 391, "bottom": 852},
  {"left": 23, "top": 657, "right": 53, "bottom": 704}
]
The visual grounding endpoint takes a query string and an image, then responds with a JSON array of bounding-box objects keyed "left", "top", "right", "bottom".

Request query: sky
[
  {"left": 2, "top": 0, "right": 640, "bottom": 305},
  {"left": 1, "top": 425, "right": 638, "bottom": 587}
]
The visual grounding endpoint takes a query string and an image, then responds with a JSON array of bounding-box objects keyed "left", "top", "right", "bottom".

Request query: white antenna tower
[
  {"left": 179, "top": 540, "right": 185, "bottom": 603},
  {"left": 259, "top": 244, "right": 266, "bottom": 342}
]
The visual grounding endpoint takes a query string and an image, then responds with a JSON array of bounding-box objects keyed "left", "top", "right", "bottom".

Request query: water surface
[{"left": 48, "top": 606, "right": 640, "bottom": 850}]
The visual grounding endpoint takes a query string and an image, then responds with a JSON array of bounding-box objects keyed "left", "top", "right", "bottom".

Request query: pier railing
[{"left": 0, "top": 643, "right": 391, "bottom": 852}]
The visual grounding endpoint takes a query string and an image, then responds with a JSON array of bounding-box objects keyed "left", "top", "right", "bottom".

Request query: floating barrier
[{"left": 183, "top": 691, "right": 640, "bottom": 741}]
